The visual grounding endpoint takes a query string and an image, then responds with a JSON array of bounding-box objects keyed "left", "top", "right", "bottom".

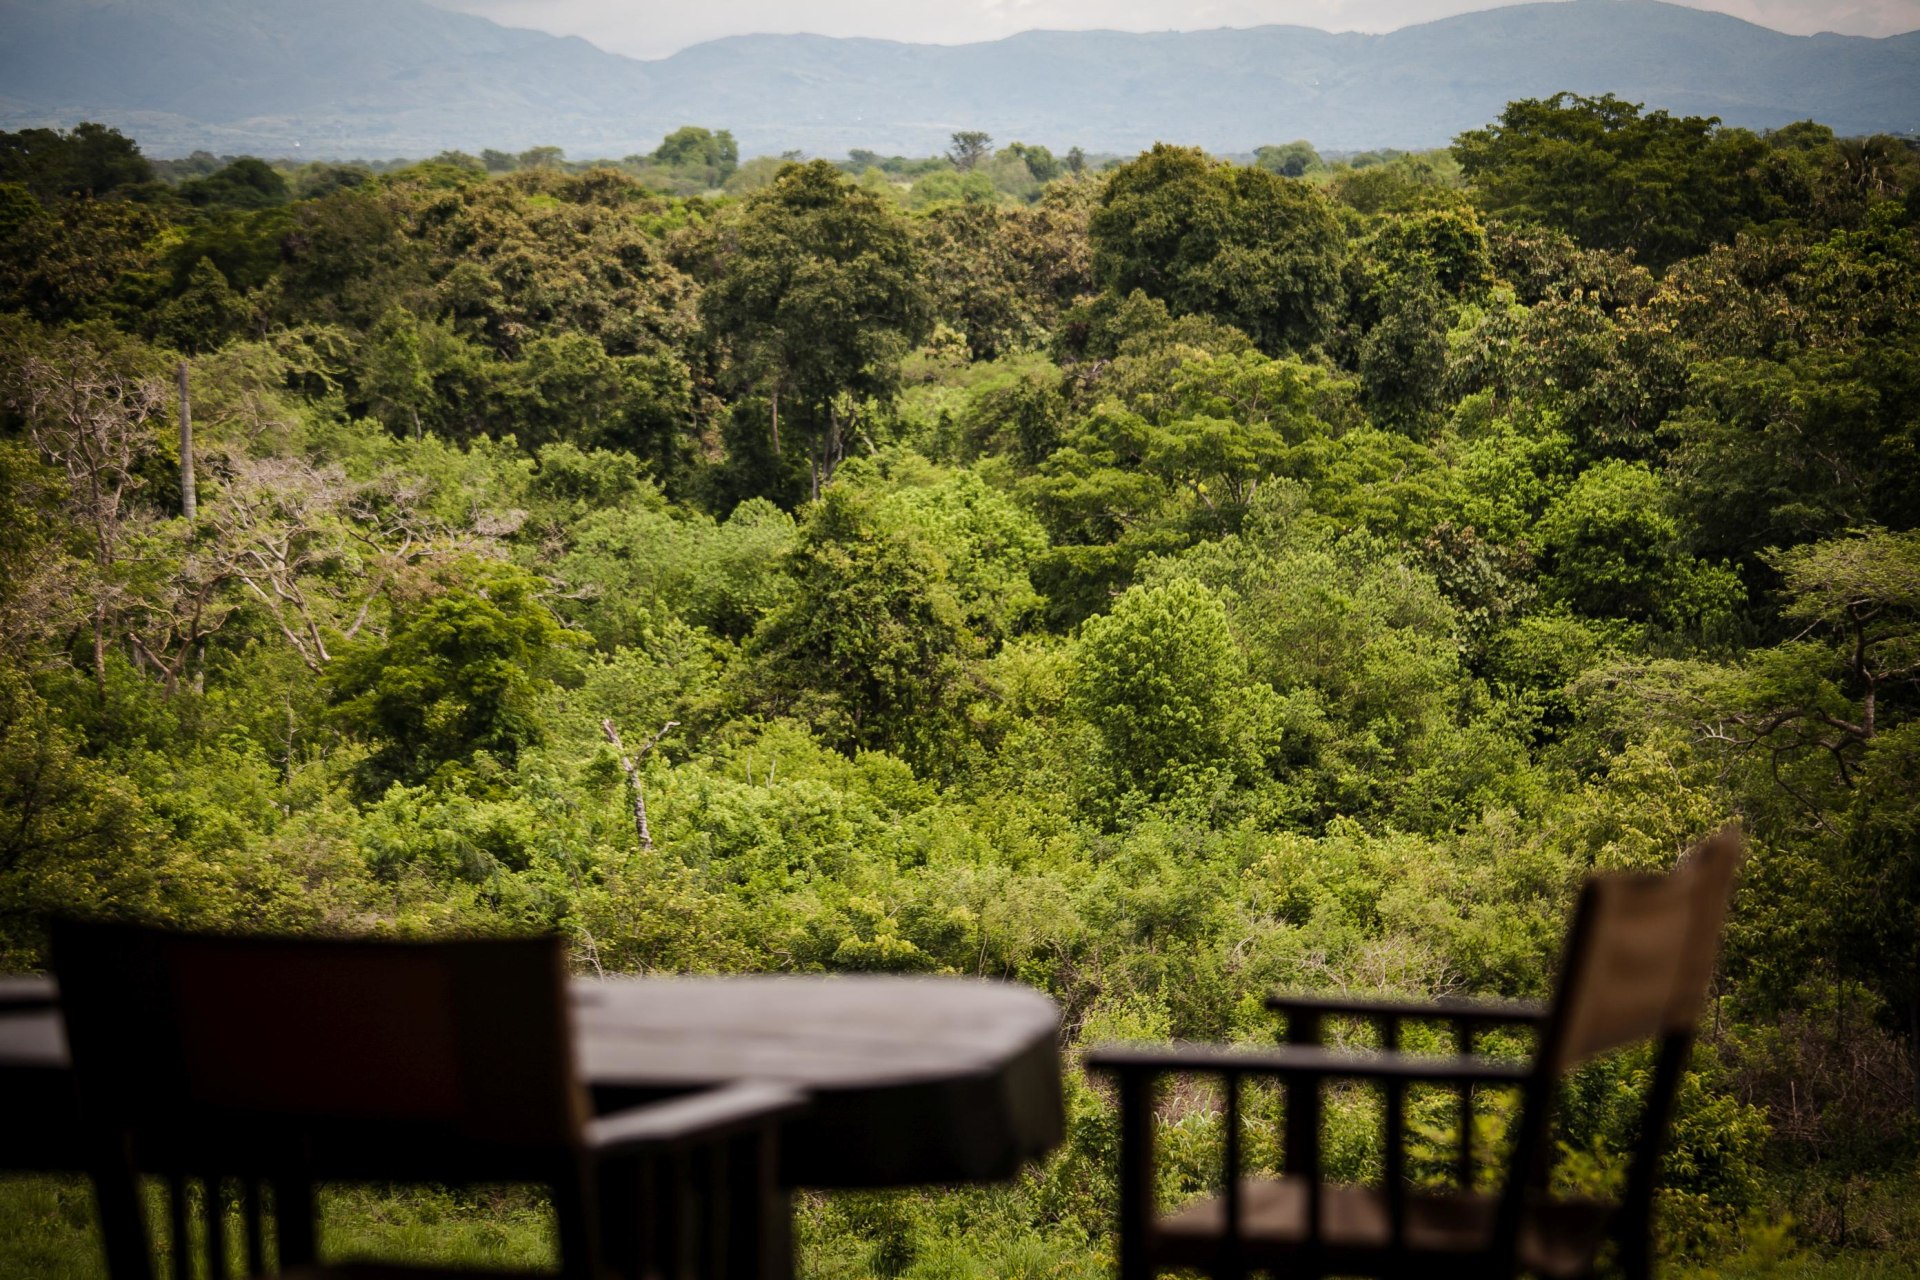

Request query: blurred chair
[
  {"left": 1089, "top": 825, "right": 1744, "bottom": 1280},
  {"left": 51, "top": 922, "right": 805, "bottom": 1280}
]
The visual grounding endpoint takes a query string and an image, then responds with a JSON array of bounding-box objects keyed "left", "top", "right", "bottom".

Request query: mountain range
[{"left": 2, "top": 0, "right": 1916, "bottom": 159}]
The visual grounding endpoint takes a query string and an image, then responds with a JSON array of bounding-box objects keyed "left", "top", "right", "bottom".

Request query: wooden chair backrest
[
  {"left": 1489, "top": 827, "right": 1745, "bottom": 1262},
  {"left": 1549, "top": 873, "right": 1697, "bottom": 1069},
  {"left": 51, "top": 920, "right": 587, "bottom": 1154},
  {"left": 1547, "top": 826, "right": 1745, "bottom": 1071},
  {"left": 1662, "top": 825, "right": 1743, "bottom": 1029}
]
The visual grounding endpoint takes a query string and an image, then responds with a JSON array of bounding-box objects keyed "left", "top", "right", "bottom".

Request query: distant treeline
[{"left": 4, "top": 118, "right": 1463, "bottom": 211}]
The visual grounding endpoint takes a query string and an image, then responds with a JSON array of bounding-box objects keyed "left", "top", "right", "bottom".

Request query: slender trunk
[
  {"left": 824, "top": 402, "right": 843, "bottom": 487},
  {"left": 601, "top": 719, "right": 678, "bottom": 852},
  {"left": 176, "top": 362, "right": 196, "bottom": 523},
  {"left": 91, "top": 603, "right": 107, "bottom": 694},
  {"left": 603, "top": 719, "right": 652, "bottom": 849},
  {"left": 769, "top": 385, "right": 781, "bottom": 455}
]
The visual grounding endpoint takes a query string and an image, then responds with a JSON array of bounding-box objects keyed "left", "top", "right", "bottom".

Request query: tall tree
[
  {"left": 1070, "top": 576, "right": 1277, "bottom": 808},
  {"left": 0, "top": 324, "right": 169, "bottom": 684},
  {"left": 1254, "top": 141, "right": 1320, "bottom": 178},
  {"left": 700, "top": 161, "right": 930, "bottom": 498},
  {"left": 747, "top": 487, "right": 980, "bottom": 775},
  {"left": 948, "top": 132, "right": 993, "bottom": 172},
  {"left": 1089, "top": 144, "right": 1345, "bottom": 356},
  {"left": 652, "top": 126, "right": 740, "bottom": 183},
  {"left": 0, "top": 122, "right": 151, "bottom": 201},
  {"left": 1453, "top": 93, "right": 1776, "bottom": 268},
  {"left": 329, "top": 562, "right": 587, "bottom": 795}
]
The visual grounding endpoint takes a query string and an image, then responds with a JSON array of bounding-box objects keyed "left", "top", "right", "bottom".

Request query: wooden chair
[
  {"left": 1088, "top": 826, "right": 1744, "bottom": 1280},
  {"left": 49, "top": 921, "right": 807, "bottom": 1280}
]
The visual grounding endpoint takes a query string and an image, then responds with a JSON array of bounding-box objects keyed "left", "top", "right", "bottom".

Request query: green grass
[
  {"left": 7, "top": 1173, "right": 1918, "bottom": 1279},
  {"left": 0, "top": 1175, "right": 555, "bottom": 1277},
  {"left": 1697, "top": 1253, "right": 1920, "bottom": 1279},
  {"left": 0, "top": 1176, "right": 100, "bottom": 1280}
]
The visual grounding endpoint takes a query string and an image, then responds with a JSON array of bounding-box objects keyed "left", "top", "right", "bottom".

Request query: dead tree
[
  {"left": 205, "top": 458, "right": 515, "bottom": 672},
  {"left": 177, "top": 362, "right": 196, "bottom": 522},
  {"left": 4, "top": 343, "right": 167, "bottom": 686},
  {"left": 601, "top": 719, "right": 678, "bottom": 851}
]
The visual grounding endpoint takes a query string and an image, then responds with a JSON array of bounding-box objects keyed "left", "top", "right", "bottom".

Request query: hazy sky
[{"left": 429, "top": 0, "right": 1920, "bottom": 59}]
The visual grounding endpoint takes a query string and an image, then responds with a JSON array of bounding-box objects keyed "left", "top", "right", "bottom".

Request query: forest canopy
[{"left": 3, "top": 99, "right": 1920, "bottom": 1275}]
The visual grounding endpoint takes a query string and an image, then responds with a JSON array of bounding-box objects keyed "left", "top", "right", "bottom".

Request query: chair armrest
[
  {"left": 1086, "top": 1041, "right": 1533, "bottom": 1086},
  {"left": 585, "top": 1082, "right": 809, "bottom": 1155},
  {"left": 1265, "top": 991, "right": 1548, "bottom": 1028}
]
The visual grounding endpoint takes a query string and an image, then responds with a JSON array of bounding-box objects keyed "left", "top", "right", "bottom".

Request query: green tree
[
  {"left": 179, "top": 158, "right": 290, "bottom": 211},
  {"left": 1070, "top": 576, "right": 1276, "bottom": 808},
  {"left": 1163, "top": 511, "right": 1482, "bottom": 825},
  {"left": 1355, "top": 276, "right": 1449, "bottom": 433},
  {"left": 701, "top": 161, "right": 931, "bottom": 498},
  {"left": 0, "top": 122, "right": 152, "bottom": 202},
  {"left": 748, "top": 487, "right": 981, "bottom": 775},
  {"left": 1454, "top": 93, "right": 1775, "bottom": 268},
  {"left": 497, "top": 333, "right": 692, "bottom": 471},
  {"left": 1254, "top": 141, "right": 1320, "bottom": 178},
  {"left": 1662, "top": 207, "right": 1920, "bottom": 581},
  {"left": 1536, "top": 460, "right": 1741, "bottom": 630},
  {"left": 155, "top": 256, "right": 251, "bottom": 354},
  {"left": 0, "top": 196, "right": 163, "bottom": 323},
  {"left": 163, "top": 205, "right": 298, "bottom": 297},
  {"left": 914, "top": 190, "right": 1093, "bottom": 359},
  {"left": 558, "top": 490, "right": 796, "bottom": 647},
  {"left": 652, "top": 126, "right": 740, "bottom": 183},
  {"left": 273, "top": 189, "right": 419, "bottom": 329},
  {"left": 874, "top": 469, "right": 1047, "bottom": 644},
  {"left": 328, "top": 562, "right": 588, "bottom": 794},
  {"left": 906, "top": 169, "right": 996, "bottom": 209},
  {"left": 1089, "top": 144, "right": 1345, "bottom": 355},
  {"left": 949, "top": 132, "right": 993, "bottom": 172},
  {"left": 1622, "top": 529, "right": 1920, "bottom": 1084},
  {"left": 517, "top": 146, "right": 565, "bottom": 171},
  {"left": 1002, "top": 141, "right": 1060, "bottom": 185},
  {"left": 357, "top": 305, "right": 438, "bottom": 437}
]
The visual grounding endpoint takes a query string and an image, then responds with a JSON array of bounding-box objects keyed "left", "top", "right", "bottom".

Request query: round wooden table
[{"left": 0, "top": 973, "right": 1065, "bottom": 1189}]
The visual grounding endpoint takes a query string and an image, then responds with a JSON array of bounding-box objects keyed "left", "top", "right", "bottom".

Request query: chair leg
[
  {"left": 722, "top": 1128, "right": 791, "bottom": 1280},
  {"left": 270, "top": 1174, "right": 317, "bottom": 1270},
  {"left": 1619, "top": 1032, "right": 1692, "bottom": 1280},
  {"left": 204, "top": 1175, "right": 228, "bottom": 1279},
  {"left": 667, "top": 1149, "right": 696, "bottom": 1280},
  {"left": 701, "top": 1143, "right": 728, "bottom": 1280},
  {"left": 756, "top": 1186, "right": 794, "bottom": 1280},
  {"left": 167, "top": 1174, "right": 191, "bottom": 1280},
  {"left": 243, "top": 1178, "right": 267, "bottom": 1277},
  {"left": 596, "top": 1154, "right": 646, "bottom": 1278},
  {"left": 1117, "top": 1073, "right": 1156, "bottom": 1280},
  {"left": 89, "top": 1132, "right": 155, "bottom": 1280},
  {"left": 553, "top": 1165, "right": 602, "bottom": 1280}
]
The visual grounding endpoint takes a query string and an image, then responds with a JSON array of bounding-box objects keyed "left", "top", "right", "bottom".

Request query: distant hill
[{"left": 2, "top": 0, "right": 1916, "bottom": 159}]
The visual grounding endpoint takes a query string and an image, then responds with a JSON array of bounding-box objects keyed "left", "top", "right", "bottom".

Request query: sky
[{"left": 428, "top": 0, "right": 1920, "bottom": 59}]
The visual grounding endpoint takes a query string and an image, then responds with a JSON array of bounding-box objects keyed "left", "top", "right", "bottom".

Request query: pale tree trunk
[
  {"left": 601, "top": 719, "right": 678, "bottom": 851},
  {"left": 177, "top": 362, "right": 196, "bottom": 522}
]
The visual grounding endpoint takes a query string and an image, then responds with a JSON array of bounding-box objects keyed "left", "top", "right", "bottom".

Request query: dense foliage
[{"left": 3, "top": 103, "right": 1919, "bottom": 1276}]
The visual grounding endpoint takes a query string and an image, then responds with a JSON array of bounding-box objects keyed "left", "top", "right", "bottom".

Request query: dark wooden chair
[
  {"left": 1088, "top": 826, "right": 1744, "bottom": 1280},
  {"left": 49, "top": 921, "right": 807, "bottom": 1280}
]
